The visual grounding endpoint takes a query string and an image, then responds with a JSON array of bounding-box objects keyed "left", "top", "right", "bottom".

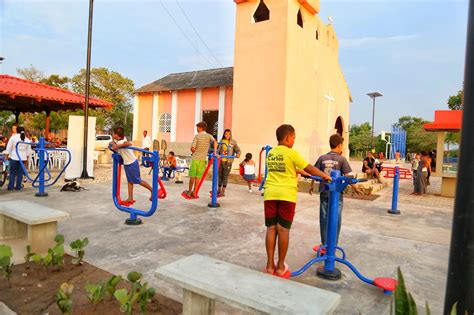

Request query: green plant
[
  {"left": 43, "top": 235, "right": 65, "bottom": 270},
  {"left": 393, "top": 267, "right": 430, "bottom": 315},
  {"left": 114, "top": 288, "right": 140, "bottom": 314},
  {"left": 85, "top": 281, "right": 107, "bottom": 309},
  {"left": 138, "top": 282, "right": 155, "bottom": 313},
  {"left": 56, "top": 282, "right": 74, "bottom": 315},
  {"left": 106, "top": 275, "right": 122, "bottom": 299},
  {"left": 69, "top": 237, "right": 88, "bottom": 265},
  {"left": 24, "top": 245, "right": 42, "bottom": 269},
  {"left": 0, "top": 245, "right": 14, "bottom": 287}
]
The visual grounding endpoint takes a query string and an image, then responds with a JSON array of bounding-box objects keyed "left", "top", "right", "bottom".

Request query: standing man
[{"left": 142, "top": 130, "right": 152, "bottom": 151}]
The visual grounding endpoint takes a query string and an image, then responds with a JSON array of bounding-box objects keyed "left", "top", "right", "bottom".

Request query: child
[
  {"left": 310, "top": 134, "right": 352, "bottom": 250},
  {"left": 263, "top": 124, "right": 331, "bottom": 278},
  {"left": 183, "top": 122, "right": 217, "bottom": 198},
  {"left": 111, "top": 126, "right": 153, "bottom": 204},
  {"left": 217, "top": 129, "right": 241, "bottom": 197},
  {"left": 165, "top": 151, "right": 177, "bottom": 178},
  {"left": 411, "top": 153, "right": 420, "bottom": 185},
  {"left": 239, "top": 153, "right": 256, "bottom": 192}
]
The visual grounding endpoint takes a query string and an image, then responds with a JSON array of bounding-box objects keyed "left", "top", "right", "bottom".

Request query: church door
[
  {"left": 202, "top": 110, "right": 219, "bottom": 138},
  {"left": 335, "top": 117, "right": 344, "bottom": 136}
]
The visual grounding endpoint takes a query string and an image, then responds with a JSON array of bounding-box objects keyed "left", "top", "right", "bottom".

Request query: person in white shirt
[
  {"left": 6, "top": 126, "right": 32, "bottom": 191},
  {"left": 111, "top": 127, "right": 152, "bottom": 205},
  {"left": 142, "top": 130, "right": 152, "bottom": 151}
]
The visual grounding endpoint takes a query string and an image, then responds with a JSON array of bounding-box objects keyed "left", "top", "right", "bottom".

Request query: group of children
[
  {"left": 112, "top": 122, "right": 351, "bottom": 280},
  {"left": 411, "top": 151, "right": 432, "bottom": 196}
]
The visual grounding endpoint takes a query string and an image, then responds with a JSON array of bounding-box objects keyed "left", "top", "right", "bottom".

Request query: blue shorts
[
  {"left": 243, "top": 174, "right": 256, "bottom": 181},
  {"left": 124, "top": 160, "right": 142, "bottom": 184}
]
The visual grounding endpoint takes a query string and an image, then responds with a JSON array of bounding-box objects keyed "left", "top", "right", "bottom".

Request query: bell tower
[{"left": 232, "top": 0, "right": 351, "bottom": 161}]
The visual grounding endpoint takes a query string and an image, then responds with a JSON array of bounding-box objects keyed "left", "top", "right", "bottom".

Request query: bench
[
  {"left": 0, "top": 200, "right": 70, "bottom": 254},
  {"left": 155, "top": 254, "right": 340, "bottom": 315}
]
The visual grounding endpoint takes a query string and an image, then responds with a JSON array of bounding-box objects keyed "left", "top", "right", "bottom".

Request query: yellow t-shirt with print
[{"left": 264, "top": 145, "right": 309, "bottom": 203}]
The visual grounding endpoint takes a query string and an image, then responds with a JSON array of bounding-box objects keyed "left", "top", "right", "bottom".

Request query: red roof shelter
[
  {"left": 0, "top": 74, "right": 113, "bottom": 136},
  {"left": 424, "top": 110, "right": 463, "bottom": 131}
]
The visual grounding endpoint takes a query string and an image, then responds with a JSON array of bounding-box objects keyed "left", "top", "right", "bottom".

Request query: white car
[{"left": 95, "top": 134, "right": 112, "bottom": 150}]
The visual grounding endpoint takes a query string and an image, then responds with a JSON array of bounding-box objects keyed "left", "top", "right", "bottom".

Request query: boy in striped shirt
[{"left": 183, "top": 122, "right": 217, "bottom": 198}]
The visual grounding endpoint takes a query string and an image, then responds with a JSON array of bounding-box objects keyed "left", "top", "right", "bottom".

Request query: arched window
[
  {"left": 315, "top": 29, "right": 319, "bottom": 40},
  {"left": 253, "top": 0, "right": 270, "bottom": 23},
  {"left": 297, "top": 9, "right": 303, "bottom": 28},
  {"left": 159, "top": 113, "right": 171, "bottom": 133}
]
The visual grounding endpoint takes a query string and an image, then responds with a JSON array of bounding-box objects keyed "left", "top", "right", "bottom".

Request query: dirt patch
[{"left": 0, "top": 255, "right": 182, "bottom": 315}]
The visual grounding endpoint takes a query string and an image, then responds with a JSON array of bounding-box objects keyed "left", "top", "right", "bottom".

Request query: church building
[{"left": 133, "top": 0, "right": 351, "bottom": 162}]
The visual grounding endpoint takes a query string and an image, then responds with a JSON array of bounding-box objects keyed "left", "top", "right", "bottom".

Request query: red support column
[{"left": 45, "top": 111, "right": 51, "bottom": 138}]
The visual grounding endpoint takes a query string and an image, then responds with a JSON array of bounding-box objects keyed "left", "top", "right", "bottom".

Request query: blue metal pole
[
  {"left": 208, "top": 155, "right": 220, "bottom": 208},
  {"left": 35, "top": 137, "right": 48, "bottom": 197},
  {"left": 317, "top": 170, "right": 342, "bottom": 280},
  {"left": 388, "top": 166, "right": 401, "bottom": 214}
]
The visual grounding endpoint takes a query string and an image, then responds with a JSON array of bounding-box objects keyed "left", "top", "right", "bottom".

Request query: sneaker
[{"left": 249, "top": 189, "right": 253, "bottom": 193}]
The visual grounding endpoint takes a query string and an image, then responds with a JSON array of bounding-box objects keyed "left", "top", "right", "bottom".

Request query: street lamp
[
  {"left": 80, "top": 0, "right": 94, "bottom": 179},
  {"left": 366, "top": 92, "right": 383, "bottom": 150}
]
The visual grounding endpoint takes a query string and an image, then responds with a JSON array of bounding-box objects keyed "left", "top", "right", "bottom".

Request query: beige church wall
[
  {"left": 224, "top": 87, "right": 233, "bottom": 130},
  {"left": 232, "top": 0, "right": 288, "bottom": 163},
  {"left": 137, "top": 93, "right": 153, "bottom": 141},
  {"left": 176, "top": 89, "right": 197, "bottom": 142}
]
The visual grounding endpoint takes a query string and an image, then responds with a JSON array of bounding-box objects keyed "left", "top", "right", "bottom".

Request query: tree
[
  {"left": 349, "top": 123, "right": 372, "bottom": 156},
  {"left": 71, "top": 67, "right": 135, "bottom": 135},
  {"left": 447, "top": 90, "right": 463, "bottom": 110},
  {"left": 16, "top": 64, "right": 44, "bottom": 82},
  {"left": 40, "top": 74, "right": 71, "bottom": 90}
]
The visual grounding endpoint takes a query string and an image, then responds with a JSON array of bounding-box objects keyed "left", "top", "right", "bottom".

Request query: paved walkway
[{"left": 0, "top": 167, "right": 453, "bottom": 314}]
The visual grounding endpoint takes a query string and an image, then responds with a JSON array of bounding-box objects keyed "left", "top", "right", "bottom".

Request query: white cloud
[{"left": 340, "top": 34, "right": 419, "bottom": 48}]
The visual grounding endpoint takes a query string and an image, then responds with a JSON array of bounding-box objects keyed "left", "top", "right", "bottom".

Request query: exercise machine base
[
  {"left": 387, "top": 209, "right": 401, "bottom": 215},
  {"left": 317, "top": 266, "right": 342, "bottom": 280},
  {"left": 35, "top": 192, "right": 49, "bottom": 197},
  {"left": 125, "top": 218, "right": 142, "bottom": 225},
  {"left": 208, "top": 202, "right": 220, "bottom": 208}
]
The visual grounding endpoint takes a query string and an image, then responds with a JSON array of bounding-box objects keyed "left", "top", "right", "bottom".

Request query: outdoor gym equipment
[
  {"left": 290, "top": 170, "right": 397, "bottom": 294},
  {"left": 17, "top": 137, "right": 71, "bottom": 197},
  {"left": 208, "top": 142, "right": 238, "bottom": 208},
  {"left": 181, "top": 157, "right": 214, "bottom": 200},
  {"left": 258, "top": 145, "right": 272, "bottom": 191},
  {"left": 381, "top": 166, "right": 412, "bottom": 180},
  {"left": 388, "top": 166, "right": 401, "bottom": 215},
  {"left": 111, "top": 146, "right": 166, "bottom": 225}
]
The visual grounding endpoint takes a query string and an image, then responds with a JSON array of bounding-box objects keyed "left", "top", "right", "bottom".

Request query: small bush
[
  {"left": 0, "top": 245, "right": 13, "bottom": 287},
  {"left": 69, "top": 237, "right": 89, "bottom": 266},
  {"left": 56, "top": 282, "right": 74, "bottom": 315},
  {"left": 106, "top": 275, "right": 122, "bottom": 299},
  {"left": 85, "top": 281, "right": 106, "bottom": 309}
]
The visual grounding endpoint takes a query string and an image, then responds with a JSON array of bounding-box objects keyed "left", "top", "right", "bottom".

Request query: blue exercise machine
[
  {"left": 111, "top": 146, "right": 165, "bottom": 225},
  {"left": 208, "top": 142, "right": 239, "bottom": 208},
  {"left": 290, "top": 170, "right": 397, "bottom": 294},
  {"left": 16, "top": 137, "right": 71, "bottom": 197}
]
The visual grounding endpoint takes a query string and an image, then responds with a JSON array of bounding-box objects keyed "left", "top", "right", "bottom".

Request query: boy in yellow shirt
[{"left": 264, "top": 124, "right": 331, "bottom": 278}]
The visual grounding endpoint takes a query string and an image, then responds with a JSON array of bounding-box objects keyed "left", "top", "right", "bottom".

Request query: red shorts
[{"left": 264, "top": 200, "right": 296, "bottom": 229}]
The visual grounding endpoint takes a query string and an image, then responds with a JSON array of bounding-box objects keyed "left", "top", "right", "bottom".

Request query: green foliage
[
  {"left": 0, "top": 245, "right": 14, "bottom": 286},
  {"left": 114, "top": 288, "right": 140, "bottom": 314},
  {"left": 43, "top": 234, "right": 65, "bottom": 269},
  {"left": 0, "top": 111, "right": 16, "bottom": 135},
  {"left": 394, "top": 116, "right": 437, "bottom": 153},
  {"left": 448, "top": 90, "right": 463, "bottom": 110},
  {"left": 69, "top": 237, "right": 89, "bottom": 265},
  {"left": 24, "top": 245, "right": 41, "bottom": 268},
  {"left": 56, "top": 282, "right": 74, "bottom": 315},
  {"left": 393, "top": 267, "right": 435, "bottom": 315},
  {"left": 85, "top": 281, "right": 107, "bottom": 308},
  {"left": 114, "top": 271, "right": 155, "bottom": 314},
  {"left": 138, "top": 282, "right": 156, "bottom": 313},
  {"left": 40, "top": 74, "right": 70, "bottom": 89},
  {"left": 349, "top": 122, "right": 372, "bottom": 156},
  {"left": 106, "top": 275, "right": 123, "bottom": 298}
]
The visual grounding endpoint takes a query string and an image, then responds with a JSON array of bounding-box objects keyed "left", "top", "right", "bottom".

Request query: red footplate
[{"left": 374, "top": 277, "right": 397, "bottom": 291}]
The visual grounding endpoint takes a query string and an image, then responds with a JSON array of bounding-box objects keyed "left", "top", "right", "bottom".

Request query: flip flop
[
  {"left": 119, "top": 200, "right": 136, "bottom": 206},
  {"left": 275, "top": 263, "right": 291, "bottom": 279},
  {"left": 313, "top": 245, "right": 327, "bottom": 256},
  {"left": 181, "top": 191, "right": 198, "bottom": 200}
]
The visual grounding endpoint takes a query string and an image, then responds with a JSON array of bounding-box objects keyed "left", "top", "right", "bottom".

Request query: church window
[
  {"left": 315, "top": 29, "right": 319, "bottom": 40},
  {"left": 159, "top": 113, "right": 171, "bottom": 133},
  {"left": 253, "top": 0, "right": 270, "bottom": 23},
  {"left": 297, "top": 9, "right": 303, "bottom": 28}
]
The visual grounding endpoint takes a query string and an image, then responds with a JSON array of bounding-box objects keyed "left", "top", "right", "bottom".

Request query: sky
[{"left": 0, "top": 0, "right": 470, "bottom": 133}]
